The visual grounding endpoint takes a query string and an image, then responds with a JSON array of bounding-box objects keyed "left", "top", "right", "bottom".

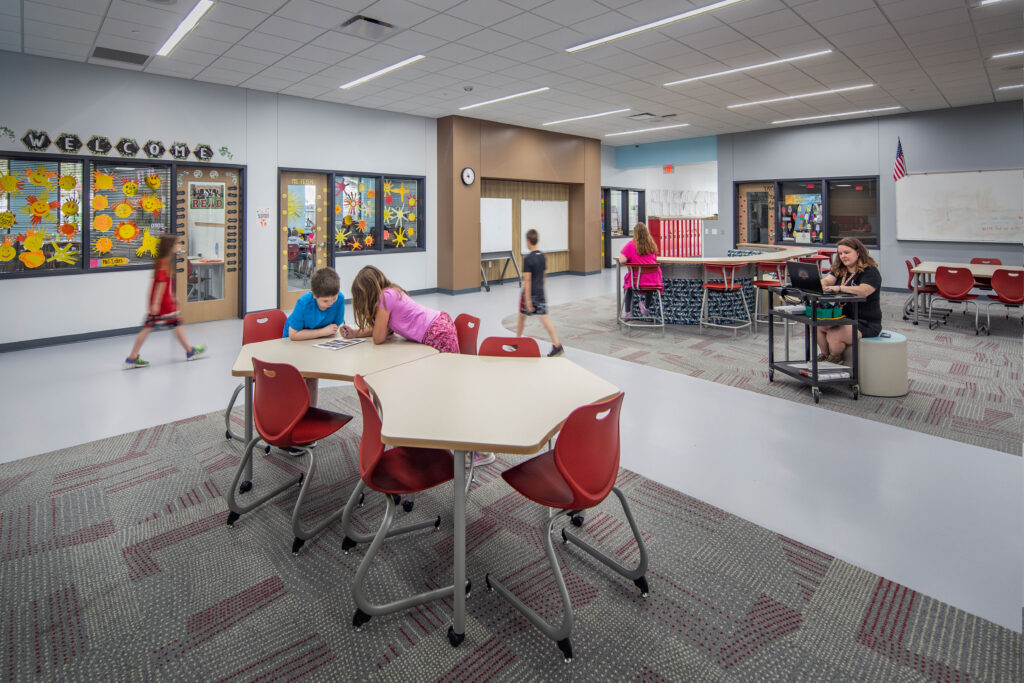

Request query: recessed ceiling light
[
  {"left": 459, "top": 87, "right": 550, "bottom": 111},
  {"left": 728, "top": 84, "right": 874, "bottom": 109},
  {"left": 997, "top": 83, "right": 1024, "bottom": 90},
  {"left": 156, "top": 0, "right": 213, "bottom": 57},
  {"left": 605, "top": 123, "right": 690, "bottom": 137},
  {"left": 566, "top": 0, "right": 751, "bottom": 53},
  {"left": 542, "top": 108, "right": 631, "bottom": 126},
  {"left": 991, "top": 50, "right": 1024, "bottom": 59},
  {"left": 770, "top": 106, "right": 902, "bottom": 125},
  {"left": 339, "top": 55, "right": 425, "bottom": 90},
  {"left": 665, "top": 50, "right": 834, "bottom": 86}
]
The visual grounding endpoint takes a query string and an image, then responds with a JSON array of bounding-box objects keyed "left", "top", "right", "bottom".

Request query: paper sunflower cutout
[
  {"left": 139, "top": 195, "right": 163, "bottom": 215},
  {"left": 93, "top": 214, "right": 113, "bottom": 232},
  {"left": 335, "top": 227, "right": 351, "bottom": 247},
  {"left": 94, "top": 236, "right": 113, "bottom": 254},
  {"left": 115, "top": 222, "right": 138, "bottom": 242},
  {"left": 113, "top": 201, "right": 134, "bottom": 219},
  {"left": 61, "top": 200, "right": 78, "bottom": 216},
  {"left": 335, "top": 204, "right": 341, "bottom": 214},
  {"left": 58, "top": 222, "right": 78, "bottom": 238},
  {"left": 393, "top": 183, "right": 410, "bottom": 202},
  {"left": 24, "top": 165, "right": 55, "bottom": 189},
  {"left": 366, "top": 189, "right": 375, "bottom": 199},
  {"left": 145, "top": 174, "right": 161, "bottom": 189},
  {"left": 136, "top": 229, "right": 159, "bottom": 257},
  {"left": 0, "top": 238, "right": 14, "bottom": 261},
  {"left": 121, "top": 180, "right": 138, "bottom": 196},
  {"left": 349, "top": 238, "right": 363, "bottom": 250},
  {"left": 344, "top": 192, "right": 361, "bottom": 212},
  {"left": 0, "top": 171, "right": 23, "bottom": 196},
  {"left": 58, "top": 174, "right": 77, "bottom": 191},
  {"left": 21, "top": 191, "right": 59, "bottom": 225},
  {"left": 0, "top": 211, "right": 15, "bottom": 229},
  {"left": 364, "top": 234, "right": 374, "bottom": 247},
  {"left": 48, "top": 242, "right": 78, "bottom": 265},
  {"left": 92, "top": 170, "right": 115, "bottom": 190},
  {"left": 392, "top": 227, "right": 409, "bottom": 248},
  {"left": 92, "top": 195, "right": 108, "bottom": 211},
  {"left": 382, "top": 179, "right": 393, "bottom": 196}
]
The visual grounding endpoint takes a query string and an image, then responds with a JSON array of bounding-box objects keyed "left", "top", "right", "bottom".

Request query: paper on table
[{"left": 313, "top": 338, "right": 366, "bottom": 350}]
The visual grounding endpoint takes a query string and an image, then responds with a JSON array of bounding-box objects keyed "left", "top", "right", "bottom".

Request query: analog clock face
[{"left": 461, "top": 167, "right": 475, "bottom": 185}]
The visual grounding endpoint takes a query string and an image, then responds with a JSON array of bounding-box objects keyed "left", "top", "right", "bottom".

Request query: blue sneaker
[
  {"left": 124, "top": 356, "right": 150, "bottom": 370},
  {"left": 186, "top": 345, "right": 207, "bottom": 361}
]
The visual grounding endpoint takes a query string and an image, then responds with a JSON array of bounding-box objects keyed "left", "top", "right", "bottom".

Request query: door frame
[{"left": 278, "top": 168, "right": 330, "bottom": 311}]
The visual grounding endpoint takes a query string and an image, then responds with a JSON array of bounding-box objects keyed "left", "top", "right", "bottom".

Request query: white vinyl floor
[{"left": 1, "top": 269, "right": 1020, "bottom": 632}]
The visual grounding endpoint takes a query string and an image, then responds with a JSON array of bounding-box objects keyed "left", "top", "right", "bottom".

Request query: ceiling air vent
[
  {"left": 628, "top": 112, "right": 657, "bottom": 121},
  {"left": 339, "top": 15, "right": 396, "bottom": 41},
  {"left": 92, "top": 46, "right": 149, "bottom": 66}
]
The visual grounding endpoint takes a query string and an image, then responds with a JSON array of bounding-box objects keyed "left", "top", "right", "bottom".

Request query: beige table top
[
  {"left": 231, "top": 336, "right": 438, "bottom": 380},
  {"left": 657, "top": 244, "right": 820, "bottom": 265},
  {"left": 912, "top": 261, "right": 1024, "bottom": 278},
  {"left": 364, "top": 354, "right": 621, "bottom": 455}
]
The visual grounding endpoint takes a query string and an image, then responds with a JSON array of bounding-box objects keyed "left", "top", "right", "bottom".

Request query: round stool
[{"left": 843, "top": 331, "right": 908, "bottom": 397}]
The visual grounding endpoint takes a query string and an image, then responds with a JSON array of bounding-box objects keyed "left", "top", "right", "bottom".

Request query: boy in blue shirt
[{"left": 284, "top": 266, "right": 345, "bottom": 407}]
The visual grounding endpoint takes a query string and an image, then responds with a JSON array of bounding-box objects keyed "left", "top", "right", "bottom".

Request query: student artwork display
[
  {"left": 335, "top": 176, "right": 376, "bottom": 252},
  {"left": 647, "top": 189, "right": 717, "bottom": 218},
  {"left": 382, "top": 177, "right": 418, "bottom": 250},
  {"left": 0, "top": 158, "right": 82, "bottom": 272},
  {"left": 88, "top": 163, "right": 170, "bottom": 268}
]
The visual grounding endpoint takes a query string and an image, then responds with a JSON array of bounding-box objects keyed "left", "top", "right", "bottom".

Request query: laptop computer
[{"left": 786, "top": 260, "right": 857, "bottom": 297}]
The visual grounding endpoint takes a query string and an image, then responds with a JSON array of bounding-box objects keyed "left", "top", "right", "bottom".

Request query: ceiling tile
[
  {"left": 276, "top": 0, "right": 348, "bottom": 27},
  {"left": 175, "top": 33, "right": 233, "bottom": 57},
  {"left": 206, "top": 2, "right": 269, "bottom": 30},
  {"left": 28, "top": 0, "right": 107, "bottom": 14},
  {"left": 311, "top": 31, "right": 376, "bottom": 53},
  {"left": 731, "top": 8, "right": 805, "bottom": 37},
  {"left": 24, "top": 1, "right": 102, "bottom": 31},
  {"left": 415, "top": 14, "right": 482, "bottom": 41},
  {"left": 255, "top": 16, "right": 323, "bottom": 42},
  {"left": 273, "top": 55, "right": 331, "bottom": 73},
  {"left": 221, "top": 0, "right": 288, "bottom": 13},
  {"left": 195, "top": 66, "right": 252, "bottom": 86},
  {"left": 210, "top": 56, "right": 267, "bottom": 75},
  {"left": 256, "top": 65, "right": 310, "bottom": 81},
  {"left": 447, "top": 0, "right": 521, "bottom": 26},
  {"left": 239, "top": 31, "right": 304, "bottom": 55},
  {"left": 225, "top": 44, "right": 286, "bottom": 66},
  {"left": 23, "top": 19, "right": 94, "bottom": 45},
  {"left": 527, "top": 26, "right": 587, "bottom": 51},
  {"left": 792, "top": 0, "right": 876, "bottom": 22},
  {"left": 191, "top": 21, "right": 250, "bottom": 44},
  {"left": 458, "top": 28, "right": 521, "bottom": 52},
  {"left": 429, "top": 42, "right": 485, "bottom": 63},
  {"left": 107, "top": 0, "right": 181, "bottom": 30},
  {"left": 145, "top": 60, "right": 207, "bottom": 79},
  {"left": 381, "top": 29, "right": 447, "bottom": 53},
  {"left": 491, "top": 12, "right": 560, "bottom": 40}
]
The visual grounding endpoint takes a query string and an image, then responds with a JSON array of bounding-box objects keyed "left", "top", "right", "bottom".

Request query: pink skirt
[{"left": 422, "top": 312, "right": 459, "bottom": 353}]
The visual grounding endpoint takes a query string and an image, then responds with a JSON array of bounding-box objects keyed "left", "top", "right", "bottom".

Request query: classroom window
[
  {"left": 827, "top": 179, "right": 879, "bottom": 247},
  {"left": 609, "top": 191, "right": 623, "bottom": 236},
  {"left": 89, "top": 163, "right": 172, "bottom": 269},
  {"left": 331, "top": 172, "right": 425, "bottom": 257},
  {"left": 382, "top": 176, "right": 421, "bottom": 250},
  {"left": 779, "top": 181, "right": 823, "bottom": 244},
  {"left": 0, "top": 157, "right": 84, "bottom": 274},
  {"left": 334, "top": 175, "right": 377, "bottom": 253}
]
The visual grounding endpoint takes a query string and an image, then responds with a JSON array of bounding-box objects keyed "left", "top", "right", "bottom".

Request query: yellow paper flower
[
  {"left": 0, "top": 172, "right": 23, "bottom": 195},
  {"left": 58, "top": 175, "right": 77, "bottom": 191},
  {"left": 115, "top": 222, "right": 138, "bottom": 242},
  {"left": 48, "top": 242, "right": 78, "bottom": 265},
  {"left": 93, "top": 171, "right": 114, "bottom": 190},
  {"left": 0, "top": 211, "right": 15, "bottom": 229},
  {"left": 114, "top": 201, "right": 133, "bottom": 218}
]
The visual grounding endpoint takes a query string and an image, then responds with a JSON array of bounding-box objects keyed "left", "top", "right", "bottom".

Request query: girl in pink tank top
[{"left": 340, "top": 265, "right": 459, "bottom": 353}]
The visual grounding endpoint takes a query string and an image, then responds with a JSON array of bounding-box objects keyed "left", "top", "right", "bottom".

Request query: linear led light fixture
[
  {"left": 542, "top": 108, "right": 631, "bottom": 126},
  {"left": 665, "top": 49, "right": 833, "bottom": 86},
  {"left": 156, "top": 0, "right": 213, "bottom": 57},
  {"left": 771, "top": 106, "right": 901, "bottom": 125},
  {"left": 566, "top": 0, "right": 749, "bottom": 53},
  {"left": 605, "top": 123, "right": 690, "bottom": 137},
  {"left": 340, "top": 54, "right": 425, "bottom": 89},
  {"left": 459, "top": 87, "right": 550, "bottom": 111},
  {"left": 728, "top": 84, "right": 874, "bottom": 109},
  {"left": 992, "top": 50, "right": 1024, "bottom": 58},
  {"left": 997, "top": 83, "right": 1024, "bottom": 90},
  {"left": 979, "top": 0, "right": 1008, "bottom": 6}
]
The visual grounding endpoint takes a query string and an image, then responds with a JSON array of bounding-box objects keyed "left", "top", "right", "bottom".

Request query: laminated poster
[{"left": 189, "top": 182, "right": 225, "bottom": 224}]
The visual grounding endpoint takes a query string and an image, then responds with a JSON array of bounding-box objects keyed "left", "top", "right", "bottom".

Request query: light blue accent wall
[{"left": 614, "top": 135, "right": 717, "bottom": 168}]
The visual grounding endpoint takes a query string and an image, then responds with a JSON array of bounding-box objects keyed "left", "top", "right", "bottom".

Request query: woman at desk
[{"left": 816, "top": 237, "right": 882, "bottom": 363}]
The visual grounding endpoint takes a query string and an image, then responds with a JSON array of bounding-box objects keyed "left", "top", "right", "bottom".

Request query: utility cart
[{"left": 766, "top": 286, "right": 865, "bottom": 403}]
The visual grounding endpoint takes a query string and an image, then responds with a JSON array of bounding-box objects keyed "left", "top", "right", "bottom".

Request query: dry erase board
[
  {"left": 520, "top": 199, "right": 568, "bottom": 253},
  {"left": 480, "top": 197, "right": 513, "bottom": 253},
  {"left": 896, "top": 170, "right": 1023, "bottom": 243}
]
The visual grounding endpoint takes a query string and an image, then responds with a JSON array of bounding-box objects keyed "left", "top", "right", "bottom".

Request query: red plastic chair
[
  {"left": 454, "top": 313, "right": 480, "bottom": 355},
  {"left": 350, "top": 375, "right": 460, "bottom": 633},
  {"left": 484, "top": 393, "right": 648, "bottom": 663},
  {"left": 699, "top": 262, "right": 751, "bottom": 336},
  {"left": 620, "top": 263, "right": 665, "bottom": 335},
  {"left": 478, "top": 336, "right": 540, "bottom": 357},
  {"left": 816, "top": 249, "right": 835, "bottom": 274},
  {"left": 929, "top": 267, "right": 981, "bottom": 333},
  {"left": 752, "top": 261, "right": 787, "bottom": 333},
  {"left": 225, "top": 310, "right": 288, "bottom": 442},
  {"left": 985, "top": 269, "right": 1023, "bottom": 332},
  {"left": 902, "top": 260, "right": 940, "bottom": 322},
  {"left": 226, "top": 359, "right": 353, "bottom": 555},
  {"left": 970, "top": 257, "right": 1002, "bottom": 291}
]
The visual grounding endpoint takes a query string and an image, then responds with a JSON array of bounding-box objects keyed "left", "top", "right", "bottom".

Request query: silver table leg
[
  {"left": 243, "top": 377, "right": 253, "bottom": 484},
  {"left": 449, "top": 448, "right": 467, "bottom": 646}
]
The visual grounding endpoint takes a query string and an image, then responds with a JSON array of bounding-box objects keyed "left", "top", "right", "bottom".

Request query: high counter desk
[{"left": 617, "top": 244, "right": 822, "bottom": 325}]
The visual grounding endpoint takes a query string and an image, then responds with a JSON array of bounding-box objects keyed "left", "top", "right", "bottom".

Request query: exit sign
[{"left": 663, "top": 164, "right": 674, "bottom": 174}]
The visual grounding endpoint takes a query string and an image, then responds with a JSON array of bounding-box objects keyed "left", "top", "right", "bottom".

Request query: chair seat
[
  {"left": 916, "top": 284, "right": 939, "bottom": 293},
  {"left": 283, "top": 407, "right": 353, "bottom": 447},
  {"left": 752, "top": 279, "right": 782, "bottom": 288},
  {"left": 939, "top": 293, "right": 979, "bottom": 302},
  {"left": 703, "top": 282, "right": 743, "bottom": 291},
  {"left": 988, "top": 294, "right": 1024, "bottom": 305},
  {"left": 632, "top": 284, "right": 664, "bottom": 292},
  {"left": 369, "top": 447, "right": 454, "bottom": 495},
  {"left": 501, "top": 450, "right": 574, "bottom": 508}
]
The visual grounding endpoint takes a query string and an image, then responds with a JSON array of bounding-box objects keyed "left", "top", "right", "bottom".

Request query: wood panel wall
[{"left": 481, "top": 180, "right": 570, "bottom": 281}]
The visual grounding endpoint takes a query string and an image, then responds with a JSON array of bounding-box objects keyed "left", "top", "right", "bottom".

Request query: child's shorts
[
  {"left": 144, "top": 312, "right": 181, "bottom": 329},
  {"left": 423, "top": 312, "right": 459, "bottom": 353},
  {"left": 519, "top": 292, "right": 547, "bottom": 316}
]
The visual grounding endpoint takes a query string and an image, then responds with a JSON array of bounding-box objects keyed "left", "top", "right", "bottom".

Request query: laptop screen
[{"left": 786, "top": 261, "right": 822, "bottom": 293}]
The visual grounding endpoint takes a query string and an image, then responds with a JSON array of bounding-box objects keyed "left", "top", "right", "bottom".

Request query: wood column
[{"left": 436, "top": 116, "right": 482, "bottom": 293}]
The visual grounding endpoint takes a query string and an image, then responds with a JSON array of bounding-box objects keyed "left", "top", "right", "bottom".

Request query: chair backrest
[
  {"left": 553, "top": 393, "right": 625, "bottom": 509},
  {"left": 991, "top": 269, "right": 1024, "bottom": 303},
  {"left": 912, "top": 256, "right": 922, "bottom": 266},
  {"left": 242, "top": 309, "right": 287, "bottom": 345},
  {"left": 478, "top": 336, "right": 541, "bottom": 358},
  {"left": 970, "top": 257, "right": 1002, "bottom": 265},
  {"left": 287, "top": 244, "right": 298, "bottom": 261},
  {"left": 454, "top": 313, "right": 480, "bottom": 355},
  {"left": 905, "top": 260, "right": 915, "bottom": 291},
  {"left": 352, "top": 375, "right": 386, "bottom": 487},
  {"left": 624, "top": 263, "right": 662, "bottom": 291},
  {"left": 934, "top": 267, "right": 975, "bottom": 298},
  {"left": 756, "top": 261, "right": 787, "bottom": 281},
  {"left": 251, "top": 358, "right": 309, "bottom": 445}
]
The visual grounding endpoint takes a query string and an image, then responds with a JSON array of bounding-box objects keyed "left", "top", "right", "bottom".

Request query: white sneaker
[{"left": 471, "top": 452, "right": 495, "bottom": 466}]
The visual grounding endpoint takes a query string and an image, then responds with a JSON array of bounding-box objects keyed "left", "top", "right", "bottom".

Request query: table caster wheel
[
  {"left": 852, "top": 385, "right": 860, "bottom": 400},
  {"left": 768, "top": 369, "right": 774, "bottom": 382},
  {"left": 238, "top": 480, "right": 252, "bottom": 493},
  {"left": 447, "top": 626, "right": 465, "bottom": 647},
  {"left": 402, "top": 499, "right": 414, "bottom": 513},
  {"left": 811, "top": 387, "right": 821, "bottom": 404},
  {"left": 570, "top": 514, "right": 584, "bottom": 527}
]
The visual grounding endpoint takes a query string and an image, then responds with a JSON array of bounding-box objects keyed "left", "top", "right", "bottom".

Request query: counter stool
[
  {"left": 841, "top": 331, "right": 908, "bottom": 397},
  {"left": 620, "top": 263, "right": 665, "bottom": 336},
  {"left": 699, "top": 262, "right": 751, "bottom": 336},
  {"left": 752, "top": 261, "right": 787, "bottom": 334}
]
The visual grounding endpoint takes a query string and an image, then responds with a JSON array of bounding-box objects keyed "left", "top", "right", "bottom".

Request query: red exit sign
[{"left": 663, "top": 164, "right": 674, "bottom": 174}]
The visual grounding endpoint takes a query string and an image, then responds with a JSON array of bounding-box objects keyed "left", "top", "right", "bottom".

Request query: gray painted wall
[{"left": 704, "top": 102, "right": 1023, "bottom": 287}]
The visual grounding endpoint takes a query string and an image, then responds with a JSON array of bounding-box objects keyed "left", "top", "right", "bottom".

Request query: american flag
[{"left": 893, "top": 138, "right": 906, "bottom": 181}]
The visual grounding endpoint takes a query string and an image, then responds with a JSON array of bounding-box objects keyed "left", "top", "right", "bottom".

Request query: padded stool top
[{"left": 863, "top": 330, "right": 906, "bottom": 344}]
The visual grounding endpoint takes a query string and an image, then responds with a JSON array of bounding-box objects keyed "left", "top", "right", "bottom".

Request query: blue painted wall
[{"left": 614, "top": 135, "right": 717, "bottom": 169}]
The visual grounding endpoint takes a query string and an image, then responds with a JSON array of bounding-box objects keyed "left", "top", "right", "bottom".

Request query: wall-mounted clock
[{"left": 461, "top": 167, "right": 475, "bottom": 185}]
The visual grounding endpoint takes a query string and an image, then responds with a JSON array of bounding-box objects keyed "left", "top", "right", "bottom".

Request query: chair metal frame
[
  {"left": 984, "top": 268, "right": 1023, "bottom": 333},
  {"left": 699, "top": 262, "right": 752, "bottom": 336},
  {"left": 928, "top": 266, "right": 981, "bottom": 334},
  {"left": 225, "top": 310, "right": 288, "bottom": 443},
  {"left": 619, "top": 262, "right": 665, "bottom": 336},
  {"left": 752, "top": 261, "right": 788, "bottom": 334}
]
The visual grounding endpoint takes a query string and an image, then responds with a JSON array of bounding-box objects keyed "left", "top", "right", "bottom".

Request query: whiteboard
[
  {"left": 896, "top": 170, "right": 1023, "bottom": 243},
  {"left": 520, "top": 199, "right": 569, "bottom": 253},
  {"left": 480, "top": 197, "right": 512, "bottom": 253}
]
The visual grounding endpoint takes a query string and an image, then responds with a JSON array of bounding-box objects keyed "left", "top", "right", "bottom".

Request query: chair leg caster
[
  {"left": 447, "top": 625, "right": 465, "bottom": 647},
  {"left": 352, "top": 609, "right": 371, "bottom": 631},
  {"left": 561, "top": 529, "right": 569, "bottom": 544},
  {"left": 392, "top": 494, "right": 401, "bottom": 505},
  {"left": 570, "top": 514, "right": 584, "bottom": 527},
  {"left": 238, "top": 480, "right": 253, "bottom": 494},
  {"left": 358, "top": 492, "right": 365, "bottom": 507},
  {"left": 433, "top": 515, "right": 441, "bottom": 531},
  {"left": 402, "top": 499, "right": 414, "bottom": 513},
  {"left": 465, "top": 579, "right": 472, "bottom": 598},
  {"left": 557, "top": 638, "right": 573, "bottom": 663},
  {"left": 264, "top": 444, "right": 271, "bottom": 454},
  {"left": 226, "top": 511, "right": 240, "bottom": 527},
  {"left": 225, "top": 430, "right": 232, "bottom": 440},
  {"left": 291, "top": 538, "right": 305, "bottom": 555},
  {"left": 296, "top": 473, "right": 304, "bottom": 487},
  {"left": 485, "top": 573, "right": 493, "bottom": 591},
  {"left": 634, "top": 576, "right": 650, "bottom": 597},
  {"left": 341, "top": 536, "right": 357, "bottom": 554}
]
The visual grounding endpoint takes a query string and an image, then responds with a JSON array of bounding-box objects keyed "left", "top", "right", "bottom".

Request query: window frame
[{"left": 330, "top": 170, "right": 427, "bottom": 259}]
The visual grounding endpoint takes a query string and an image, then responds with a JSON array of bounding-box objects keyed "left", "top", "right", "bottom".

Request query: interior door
[
  {"left": 174, "top": 166, "right": 242, "bottom": 323},
  {"left": 279, "top": 171, "right": 329, "bottom": 311}
]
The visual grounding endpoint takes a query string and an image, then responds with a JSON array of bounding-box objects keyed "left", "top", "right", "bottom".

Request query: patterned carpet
[
  {"left": 0, "top": 397, "right": 1020, "bottom": 681},
  {"left": 508, "top": 292, "right": 1023, "bottom": 456}
]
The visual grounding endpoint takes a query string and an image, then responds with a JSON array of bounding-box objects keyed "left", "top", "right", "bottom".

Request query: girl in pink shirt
[
  {"left": 341, "top": 265, "right": 459, "bottom": 353},
  {"left": 615, "top": 221, "right": 663, "bottom": 317}
]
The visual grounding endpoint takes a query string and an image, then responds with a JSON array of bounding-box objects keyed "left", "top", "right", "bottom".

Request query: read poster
[{"left": 188, "top": 182, "right": 225, "bottom": 224}]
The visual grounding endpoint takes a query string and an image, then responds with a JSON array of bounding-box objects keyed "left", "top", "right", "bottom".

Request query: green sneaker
[
  {"left": 124, "top": 356, "right": 150, "bottom": 370},
  {"left": 186, "top": 345, "right": 207, "bottom": 361}
]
